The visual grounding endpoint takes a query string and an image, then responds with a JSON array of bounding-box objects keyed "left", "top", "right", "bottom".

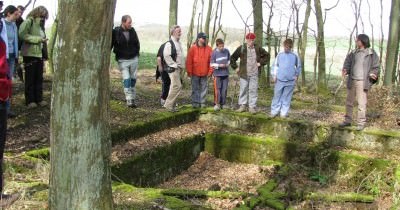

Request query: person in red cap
[
  {"left": 186, "top": 32, "right": 213, "bottom": 108},
  {"left": 230, "top": 32, "right": 270, "bottom": 114}
]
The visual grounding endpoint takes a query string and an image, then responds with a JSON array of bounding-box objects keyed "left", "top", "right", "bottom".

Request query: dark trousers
[
  {"left": 214, "top": 76, "right": 229, "bottom": 105},
  {"left": 0, "top": 102, "right": 7, "bottom": 193},
  {"left": 161, "top": 70, "right": 171, "bottom": 100},
  {"left": 23, "top": 56, "right": 44, "bottom": 105}
]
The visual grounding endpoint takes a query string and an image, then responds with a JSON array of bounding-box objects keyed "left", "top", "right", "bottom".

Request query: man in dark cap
[
  {"left": 230, "top": 32, "right": 270, "bottom": 114},
  {"left": 186, "top": 32, "right": 213, "bottom": 108},
  {"left": 339, "top": 34, "right": 380, "bottom": 131}
]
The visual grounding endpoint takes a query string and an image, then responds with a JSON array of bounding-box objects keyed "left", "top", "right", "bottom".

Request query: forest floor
[{"left": 2, "top": 69, "right": 400, "bottom": 209}]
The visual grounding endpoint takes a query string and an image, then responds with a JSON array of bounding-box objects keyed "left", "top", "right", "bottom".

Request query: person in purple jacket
[{"left": 210, "top": 38, "right": 230, "bottom": 111}]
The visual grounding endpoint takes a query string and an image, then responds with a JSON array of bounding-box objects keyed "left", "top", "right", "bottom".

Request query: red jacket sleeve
[{"left": 186, "top": 47, "right": 194, "bottom": 76}]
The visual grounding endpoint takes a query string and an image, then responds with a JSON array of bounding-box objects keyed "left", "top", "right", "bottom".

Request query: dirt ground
[{"left": 3, "top": 69, "right": 399, "bottom": 209}]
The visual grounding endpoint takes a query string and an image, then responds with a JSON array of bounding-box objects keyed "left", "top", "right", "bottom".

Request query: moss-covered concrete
[
  {"left": 24, "top": 147, "right": 50, "bottom": 162},
  {"left": 112, "top": 135, "right": 205, "bottom": 187},
  {"left": 205, "top": 133, "right": 397, "bottom": 190},
  {"left": 112, "top": 182, "right": 211, "bottom": 210},
  {"left": 111, "top": 106, "right": 200, "bottom": 146},
  {"left": 200, "top": 112, "right": 400, "bottom": 157}
]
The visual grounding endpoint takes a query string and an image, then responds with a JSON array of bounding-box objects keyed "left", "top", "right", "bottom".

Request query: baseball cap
[
  {"left": 197, "top": 32, "right": 207, "bottom": 39},
  {"left": 246, "top": 33, "right": 256, "bottom": 40}
]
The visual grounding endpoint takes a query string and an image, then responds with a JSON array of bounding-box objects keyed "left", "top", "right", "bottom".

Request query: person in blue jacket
[{"left": 270, "top": 39, "right": 301, "bottom": 118}]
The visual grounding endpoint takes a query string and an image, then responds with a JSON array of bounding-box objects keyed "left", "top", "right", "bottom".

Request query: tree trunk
[
  {"left": 252, "top": 0, "right": 266, "bottom": 88},
  {"left": 265, "top": 0, "right": 274, "bottom": 87},
  {"left": 49, "top": 0, "right": 116, "bottom": 209},
  {"left": 169, "top": 0, "right": 178, "bottom": 31},
  {"left": 299, "top": 0, "right": 311, "bottom": 87},
  {"left": 204, "top": 0, "right": 213, "bottom": 39},
  {"left": 383, "top": 0, "right": 400, "bottom": 86},
  {"left": 187, "top": 0, "right": 198, "bottom": 50},
  {"left": 47, "top": 17, "right": 58, "bottom": 75},
  {"left": 314, "top": 0, "right": 327, "bottom": 91}
]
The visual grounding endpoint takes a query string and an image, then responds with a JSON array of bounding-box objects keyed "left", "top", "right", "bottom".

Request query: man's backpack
[{"left": 155, "top": 40, "right": 177, "bottom": 80}]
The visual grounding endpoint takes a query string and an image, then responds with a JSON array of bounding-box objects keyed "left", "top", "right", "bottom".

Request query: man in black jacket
[{"left": 111, "top": 15, "right": 140, "bottom": 108}]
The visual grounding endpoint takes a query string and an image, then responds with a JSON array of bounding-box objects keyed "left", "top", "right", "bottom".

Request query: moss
[
  {"left": 112, "top": 183, "right": 211, "bottom": 210},
  {"left": 112, "top": 135, "right": 204, "bottom": 187},
  {"left": 161, "top": 188, "right": 247, "bottom": 199},
  {"left": 25, "top": 147, "right": 50, "bottom": 161},
  {"left": 111, "top": 107, "right": 200, "bottom": 145},
  {"left": 305, "top": 192, "right": 375, "bottom": 203}
]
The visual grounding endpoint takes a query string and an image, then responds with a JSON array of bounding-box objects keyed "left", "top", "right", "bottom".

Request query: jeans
[
  {"left": 271, "top": 80, "right": 295, "bottom": 117},
  {"left": 213, "top": 76, "right": 229, "bottom": 105},
  {"left": 238, "top": 75, "right": 258, "bottom": 108},
  {"left": 191, "top": 76, "right": 208, "bottom": 106},
  {"left": 118, "top": 57, "right": 138, "bottom": 101}
]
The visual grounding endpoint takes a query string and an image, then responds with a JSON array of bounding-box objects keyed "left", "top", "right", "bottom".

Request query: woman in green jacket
[{"left": 18, "top": 6, "right": 48, "bottom": 108}]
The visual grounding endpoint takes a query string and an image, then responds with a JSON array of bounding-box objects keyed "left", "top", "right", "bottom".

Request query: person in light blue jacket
[
  {"left": 1, "top": 5, "right": 19, "bottom": 118},
  {"left": 270, "top": 39, "right": 301, "bottom": 118}
]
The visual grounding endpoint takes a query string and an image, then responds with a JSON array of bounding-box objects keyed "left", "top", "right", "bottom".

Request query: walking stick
[{"left": 334, "top": 74, "right": 346, "bottom": 96}]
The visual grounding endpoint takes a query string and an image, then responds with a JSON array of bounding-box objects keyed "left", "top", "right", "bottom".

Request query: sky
[{"left": 4, "top": 0, "right": 393, "bottom": 38}]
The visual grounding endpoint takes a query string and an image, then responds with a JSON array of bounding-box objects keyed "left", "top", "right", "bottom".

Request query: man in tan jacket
[{"left": 339, "top": 34, "right": 380, "bottom": 131}]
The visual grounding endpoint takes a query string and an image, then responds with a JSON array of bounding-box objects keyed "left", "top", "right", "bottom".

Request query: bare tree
[
  {"left": 211, "top": 0, "right": 224, "bottom": 46},
  {"left": 383, "top": 0, "right": 400, "bottom": 86},
  {"left": 379, "top": 0, "right": 385, "bottom": 70},
  {"left": 347, "top": 0, "right": 362, "bottom": 53},
  {"left": 187, "top": 0, "right": 198, "bottom": 50},
  {"left": 263, "top": 0, "right": 274, "bottom": 86},
  {"left": 314, "top": 0, "right": 327, "bottom": 91},
  {"left": 204, "top": 0, "right": 213, "bottom": 38},
  {"left": 49, "top": 0, "right": 116, "bottom": 208},
  {"left": 169, "top": 0, "right": 178, "bottom": 31},
  {"left": 366, "top": 0, "right": 374, "bottom": 49},
  {"left": 298, "top": 0, "right": 311, "bottom": 87}
]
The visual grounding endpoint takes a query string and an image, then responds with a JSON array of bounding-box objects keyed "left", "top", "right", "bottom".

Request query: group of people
[
  {"left": 112, "top": 17, "right": 302, "bottom": 117},
  {"left": 112, "top": 15, "right": 379, "bottom": 131},
  {"left": 0, "top": 2, "right": 49, "bottom": 206}
]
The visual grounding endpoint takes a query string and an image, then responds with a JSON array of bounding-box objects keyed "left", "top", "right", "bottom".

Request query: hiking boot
[
  {"left": 221, "top": 104, "right": 230, "bottom": 110},
  {"left": 38, "top": 101, "right": 48, "bottom": 107},
  {"left": 127, "top": 100, "right": 137, "bottom": 108},
  {"left": 249, "top": 107, "right": 257, "bottom": 114},
  {"left": 270, "top": 113, "right": 278, "bottom": 118},
  {"left": 236, "top": 105, "right": 246, "bottom": 113},
  {"left": 214, "top": 104, "right": 221, "bottom": 111},
  {"left": 0, "top": 193, "right": 20, "bottom": 208},
  {"left": 356, "top": 125, "right": 365, "bottom": 131},
  {"left": 7, "top": 110, "right": 17, "bottom": 118},
  {"left": 27, "top": 102, "right": 38, "bottom": 109},
  {"left": 160, "top": 98, "right": 166, "bottom": 106},
  {"left": 339, "top": 122, "right": 351, "bottom": 128}
]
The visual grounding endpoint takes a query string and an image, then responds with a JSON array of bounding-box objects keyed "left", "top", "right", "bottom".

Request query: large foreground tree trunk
[
  {"left": 49, "top": 0, "right": 116, "bottom": 209},
  {"left": 314, "top": 0, "right": 327, "bottom": 91},
  {"left": 383, "top": 0, "right": 400, "bottom": 86},
  {"left": 169, "top": 0, "right": 178, "bottom": 31}
]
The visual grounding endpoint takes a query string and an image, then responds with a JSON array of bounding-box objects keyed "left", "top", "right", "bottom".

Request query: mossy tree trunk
[
  {"left": 169, "top": 0, "right": 178, "bottom": 31},
  {"left": 314, "top": 0, "right": 327, "bottom": 92},
  {"left": 49, "top": 0, "right": 116, "bottom": 209},
  {"left": 252, "top": 0, "right": 267, "bottom": 88},
  {"left": 383, "top": 0, "right": 400, "bottom": 86}
]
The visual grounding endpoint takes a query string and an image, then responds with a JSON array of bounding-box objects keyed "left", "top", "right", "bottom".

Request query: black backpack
[{"left": 155, "top": 40, "right": 177, "bottom": 80}]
